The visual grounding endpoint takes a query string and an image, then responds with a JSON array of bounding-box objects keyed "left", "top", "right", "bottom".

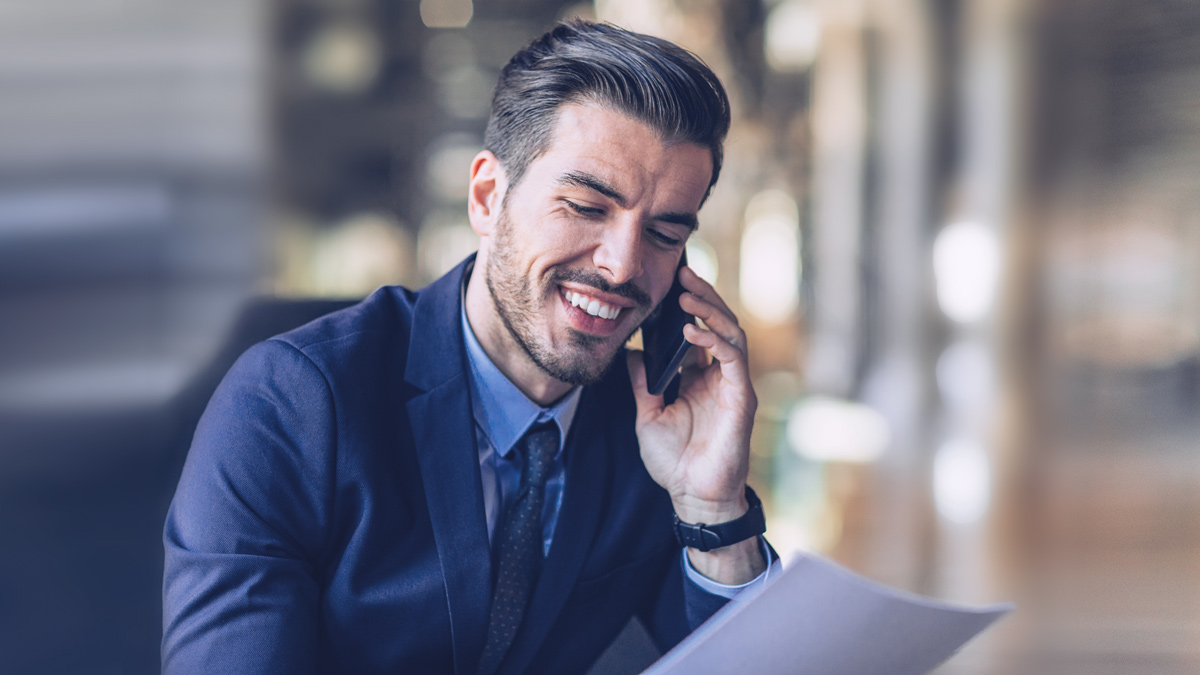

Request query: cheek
[
  {"left": 538, "top": 230, "right": 598, "bottom": 267},
  {"left": 648, "top": 257, "right": 682, "bottom": 300},
  {"left": 544, "top": 214, "right": 592, "bottom": 245}
]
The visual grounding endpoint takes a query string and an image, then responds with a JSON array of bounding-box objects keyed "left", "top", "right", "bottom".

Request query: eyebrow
[{"left": 556, "top": 170, "right": 699, "bottom": 232}]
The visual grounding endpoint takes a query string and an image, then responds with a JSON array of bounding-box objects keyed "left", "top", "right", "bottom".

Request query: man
[{"left": 163, "top": 20, "right": 776, "bottom": 674}]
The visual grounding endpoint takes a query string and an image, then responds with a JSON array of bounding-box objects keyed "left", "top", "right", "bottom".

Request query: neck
[{"left": 464, "top": 256, "right": 574, "bottom": 407}]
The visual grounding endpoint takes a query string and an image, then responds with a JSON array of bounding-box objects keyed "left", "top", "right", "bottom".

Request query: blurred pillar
[
  {"left": 854, "top": 0, "right": 938, "bottom": 590},
  {"left": 806, "top": 0, "right": 867, "bottom": 398},
  {"left": 934, "top": 0, "right": 1032, "bottom": 606}
]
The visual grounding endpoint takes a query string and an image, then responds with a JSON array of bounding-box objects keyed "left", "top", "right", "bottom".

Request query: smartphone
[{"left": 641, "top": 251, "right": 694, "bottom": 401}]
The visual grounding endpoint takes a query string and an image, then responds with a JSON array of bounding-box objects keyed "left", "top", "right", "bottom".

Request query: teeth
[{"left": 563, "top": 289, "right": 622, "bottom": 320}]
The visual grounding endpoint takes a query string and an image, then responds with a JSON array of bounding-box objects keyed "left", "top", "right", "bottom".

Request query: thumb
[{"left": 625, "top": 350, "right": 664, "bottom": 420}]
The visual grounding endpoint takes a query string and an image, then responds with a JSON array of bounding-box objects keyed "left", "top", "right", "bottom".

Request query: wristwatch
[{"left": 672, "top": 485, "right": 766, "bottom": 552}]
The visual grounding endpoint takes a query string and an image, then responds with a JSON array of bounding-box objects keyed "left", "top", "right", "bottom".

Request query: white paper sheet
[{"left": 645, "top": 552, "right": 1012, "bottom": 675}]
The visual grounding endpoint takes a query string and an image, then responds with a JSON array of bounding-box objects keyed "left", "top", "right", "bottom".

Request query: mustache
[{"left": 550, "top": 268, "right": 652, "bottom": 309}]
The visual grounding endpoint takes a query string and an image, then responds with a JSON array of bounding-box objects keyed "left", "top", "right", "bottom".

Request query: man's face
[{"left": 481, "top": 103, "right": 713, "bottom": 386}]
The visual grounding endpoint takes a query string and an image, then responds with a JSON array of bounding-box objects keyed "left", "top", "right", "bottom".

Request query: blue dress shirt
[{"left": 460, "top": 307, "right": 778, "bottom": 598}]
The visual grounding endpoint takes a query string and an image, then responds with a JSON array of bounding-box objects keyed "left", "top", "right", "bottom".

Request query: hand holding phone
[{"left": 627, "top": 253, "right": 763, "bottom": 582}]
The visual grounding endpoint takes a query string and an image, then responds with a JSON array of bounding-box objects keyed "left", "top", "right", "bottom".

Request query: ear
[{"left": 468, "top": 150, "right": 507, "bottom": 237}]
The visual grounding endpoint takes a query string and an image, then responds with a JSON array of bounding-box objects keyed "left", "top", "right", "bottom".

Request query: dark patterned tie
[{"left": 476, "top": 421, "right": 559, "bottom": 675}]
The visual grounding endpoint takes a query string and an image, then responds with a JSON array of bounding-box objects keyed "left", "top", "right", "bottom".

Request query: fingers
[
  {"left": 675, "top": 268, "right": 750, "bottom": 389},
  {"left": 681, "top": 293, "right": 747, "bottom": 354},
  {"left": 679, "top": 289, "right": 748, "bottom": 360},
  {"left": 679, "top": 266, "right": 746, "bottom": 354},
  {"left": 680, "top": 266, "right": 737, "bottom": 326},
  {"left": 683, "top": 323, "right": 749, "bottom": 386}
]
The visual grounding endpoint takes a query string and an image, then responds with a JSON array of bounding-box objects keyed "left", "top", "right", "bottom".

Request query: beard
[{"left": 485, "top": 208, "right": 652, "bottom": 386}]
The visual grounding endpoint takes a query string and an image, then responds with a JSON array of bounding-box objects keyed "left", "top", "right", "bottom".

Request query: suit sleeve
[
  {"left": 638, "top": 537, "right": 780, "bottom": 653},
  {"left": 162, "top": 339, "right": 336, "bottom": 674},
  {"left": 630, "top": 545, "right": 722, "bottom": 653}
]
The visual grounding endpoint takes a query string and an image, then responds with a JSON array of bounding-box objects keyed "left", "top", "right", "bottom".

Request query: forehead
[{"left": 524, "top": 103, "right": 713, "bottom": 210}]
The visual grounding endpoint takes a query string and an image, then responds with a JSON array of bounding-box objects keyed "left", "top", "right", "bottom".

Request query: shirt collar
[{"left": 460, "top": 298, "right": 582, "bottom": 460}]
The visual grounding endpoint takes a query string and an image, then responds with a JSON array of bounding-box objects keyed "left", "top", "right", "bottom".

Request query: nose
[{"left": 592, "top": 216, "right": 644, "bottom": 285}]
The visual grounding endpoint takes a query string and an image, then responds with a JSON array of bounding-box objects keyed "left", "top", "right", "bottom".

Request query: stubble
[{"left": 485, "top": 209, "right": 650, "bottom": 386}]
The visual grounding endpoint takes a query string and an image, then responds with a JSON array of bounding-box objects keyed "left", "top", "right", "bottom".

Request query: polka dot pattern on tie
[{"left": 476, "top": 421, "right": 558, "bottom": 675}]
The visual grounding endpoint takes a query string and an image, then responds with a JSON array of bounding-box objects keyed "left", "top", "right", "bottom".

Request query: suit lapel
[
  {"left": 405, "top": 257, "right": 492, "bottom": 675},
  {"left": 498, "top": 385, "right": 611, "bottom": 675}
]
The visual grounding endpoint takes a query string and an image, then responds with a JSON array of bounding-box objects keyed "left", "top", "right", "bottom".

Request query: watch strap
[{"left": 673, "top": 485, "right": 766, "bottom": 552}]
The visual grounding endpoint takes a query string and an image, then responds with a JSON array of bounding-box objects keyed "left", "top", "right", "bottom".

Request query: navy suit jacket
[{"left": 162, "top": 256, "right": 728, "bottom": 674}]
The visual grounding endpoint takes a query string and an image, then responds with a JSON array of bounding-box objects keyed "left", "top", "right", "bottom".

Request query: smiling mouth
[{"left": 560, "top": 288, "right": 625, "bottom": 321}]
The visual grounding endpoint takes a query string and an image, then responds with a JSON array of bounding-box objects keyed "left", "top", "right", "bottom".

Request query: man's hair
[{"left": 484, "top": 20, "right": 731, "bottom": 202}]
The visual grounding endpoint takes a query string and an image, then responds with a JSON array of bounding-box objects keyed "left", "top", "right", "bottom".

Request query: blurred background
[{"left": 2, "top": 0, "right": 1199, "bottom": 673}]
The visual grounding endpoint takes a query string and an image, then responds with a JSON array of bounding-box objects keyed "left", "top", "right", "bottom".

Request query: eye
[
  {"left": 564, "top": 200, "right": 605, "bottom": 218},
  {"left": 647, "top": 229, "right": 684, "bottom": 248}
]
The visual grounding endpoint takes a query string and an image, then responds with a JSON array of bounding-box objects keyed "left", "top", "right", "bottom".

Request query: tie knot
[{"left": 520, "top": 421, "right": 558, "bottom": 488}]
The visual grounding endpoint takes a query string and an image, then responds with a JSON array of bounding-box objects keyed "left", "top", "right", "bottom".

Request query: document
[{"left": 646, "top": 552, "right": 1012, "bottom": 675}]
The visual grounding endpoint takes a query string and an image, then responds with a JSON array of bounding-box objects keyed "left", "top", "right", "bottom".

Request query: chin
[{"left": 530, "top": 327, "right": 631, "bottom": 387}]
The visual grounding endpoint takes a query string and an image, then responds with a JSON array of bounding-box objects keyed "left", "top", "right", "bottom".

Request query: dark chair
[{"left": 0, "top": 296, "right": 357, "bottom": 675}]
